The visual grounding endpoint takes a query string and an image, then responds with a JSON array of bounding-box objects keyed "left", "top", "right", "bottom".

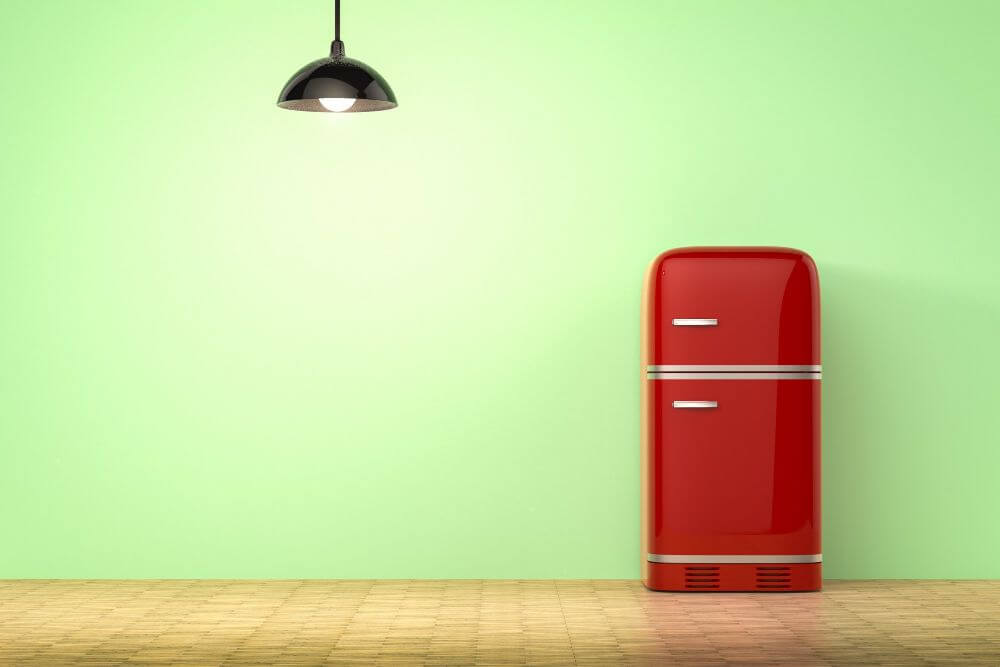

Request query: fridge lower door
[{"left": 645, "top": 378, "right": 820, "bottom": 559}]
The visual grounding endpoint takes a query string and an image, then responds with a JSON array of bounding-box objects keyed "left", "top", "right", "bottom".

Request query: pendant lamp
[{"left": 277, "top": 0, "right": 397, "bottom": 113}]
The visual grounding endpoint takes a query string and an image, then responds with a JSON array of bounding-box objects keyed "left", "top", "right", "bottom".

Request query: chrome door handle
[
  {"left": 672, "top": 318, "right": 718, "bottom": 326},
  {"left": 672, "top": 400, "right": 718, "bottom": 409}
]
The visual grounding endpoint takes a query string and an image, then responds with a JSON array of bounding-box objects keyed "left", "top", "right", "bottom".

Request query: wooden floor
[{"left": 1, "top": 580, "right": 998, "bottom": 665}]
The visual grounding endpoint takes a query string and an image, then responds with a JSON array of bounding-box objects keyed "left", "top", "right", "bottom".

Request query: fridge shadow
[{"left": 820, "top": 261, "right": 997, "bottom": 576}]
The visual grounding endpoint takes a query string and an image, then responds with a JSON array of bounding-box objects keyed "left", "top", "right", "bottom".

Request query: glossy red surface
[
  {"left": 645, "top": 563, "right": 822, "bottom": 592},
  {"left": 645, "top": 247, "right": 820, "bottom": 365},
  {"left": 641, "top": 247, "right": 821, "bottom": 592},
  {"left": 646, "top": 379, "right": 820, "bottom": 556}
]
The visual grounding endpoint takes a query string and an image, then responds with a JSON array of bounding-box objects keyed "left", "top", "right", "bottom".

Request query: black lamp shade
[{"left": 277, "top": 57, "right": 397, "bottom": 113}]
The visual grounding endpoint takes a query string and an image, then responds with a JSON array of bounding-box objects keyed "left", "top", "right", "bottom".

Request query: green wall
[{"left": 1, "top": 0, "right": 998, "bottom": 579}]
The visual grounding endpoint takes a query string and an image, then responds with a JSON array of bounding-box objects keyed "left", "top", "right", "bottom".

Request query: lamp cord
[{"left": 331, "top": 0, "right": 345, "bottom": 57}]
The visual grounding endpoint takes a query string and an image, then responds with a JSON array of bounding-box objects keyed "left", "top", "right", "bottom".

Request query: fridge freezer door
[
  {"left": 644, "top": 247, "right": 820, "bottom": 366},
  {"left": 645, "top": 378, "right": 820, "bottom": 557}
]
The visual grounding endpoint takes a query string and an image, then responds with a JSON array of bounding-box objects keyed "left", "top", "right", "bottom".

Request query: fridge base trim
[
  {"left": 648, "top": 553, "right": 822, "bottom": 564},
  {"left": 644, "top": 562, "right": 822, "bottom": 592}
]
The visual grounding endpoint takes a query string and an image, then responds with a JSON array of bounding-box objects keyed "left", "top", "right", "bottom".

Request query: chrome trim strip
[
  {"left": 648, "top": 372, "right": 821, "bottom": 380},
  {"left": 672, "top": 318, "right": 718, "bottom": 326},
  {"left": 648, "top": 554, "right": 822, "bottom": 564},
  {"left": 648, "top": 365, "right": 822, "bottom": 373},
  {"left": 672, "top": 400, "right": 718, "bottom": 409}
]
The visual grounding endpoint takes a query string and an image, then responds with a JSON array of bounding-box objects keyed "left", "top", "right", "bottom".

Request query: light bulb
[{"left": 318, "top": 97, "right": 356, "bottom": 112}]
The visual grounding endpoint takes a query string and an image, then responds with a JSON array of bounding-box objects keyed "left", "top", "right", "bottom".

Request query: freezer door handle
[
  {"left": 672, "top": 400, "right": 718, "bottom": 409},
  {"left": 672, "top": 318, "right": 718, "bottom": 326}
]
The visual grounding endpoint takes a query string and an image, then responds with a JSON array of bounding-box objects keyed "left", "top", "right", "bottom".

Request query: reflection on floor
[{"left": 1, "top": 580, "right": 997, "bottom": 665}]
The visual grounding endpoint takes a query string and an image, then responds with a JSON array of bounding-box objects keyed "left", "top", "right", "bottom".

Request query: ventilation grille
[
  {"left": 684, "top": 566, "right": 720, "bottom": 589},
  {"left": 755, "top": 566, "right": 791, "bottom": 589}
]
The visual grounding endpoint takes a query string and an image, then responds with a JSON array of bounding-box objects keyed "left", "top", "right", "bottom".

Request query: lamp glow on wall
[{"left": 277, "top": 0, "right": 397, "bottom": 113}]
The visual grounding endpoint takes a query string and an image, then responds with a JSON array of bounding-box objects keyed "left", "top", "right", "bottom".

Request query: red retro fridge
[{"left": 641, "top": 247, "right": 821, "bottom": 592}]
